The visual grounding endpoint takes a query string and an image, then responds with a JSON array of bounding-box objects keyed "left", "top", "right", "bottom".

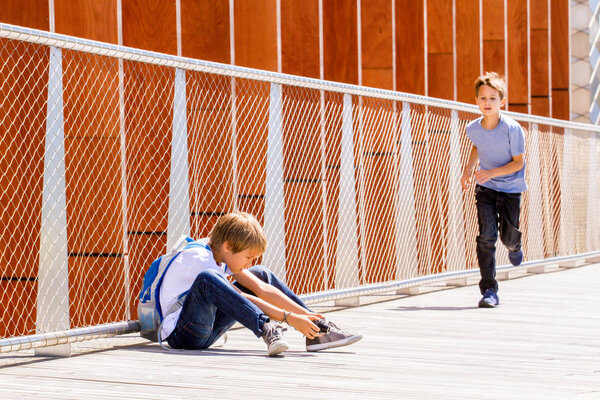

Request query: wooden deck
[{"left": 1, "top": 263, "right": 599, "bottom": 399}]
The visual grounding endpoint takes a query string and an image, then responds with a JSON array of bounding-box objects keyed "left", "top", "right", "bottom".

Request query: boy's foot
[
  {"left": 262, "top": 322, "right": 289, "bottom": 356},
  {"left": 306, "top": 320, "right": 363, "bottom": 352},
  {"left": 508, "top": 249, "right": 523, "bottom": 266},
  {"left": 478, "top": 289, "right": 499, "bottom": 308}
]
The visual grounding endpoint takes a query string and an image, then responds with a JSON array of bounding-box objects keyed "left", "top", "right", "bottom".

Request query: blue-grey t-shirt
[{"left": 466, "top": 114, "right": 527, "bottom": 193}]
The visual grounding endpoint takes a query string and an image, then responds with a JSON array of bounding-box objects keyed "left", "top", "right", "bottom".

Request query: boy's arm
[
  {"left": 233, "top": 269, "right": 324, "bottom": 338},
  {"left": 233, "top": 286, "right": 321, "bottom": 339},
  {"left": 234, "top": 269, "right": 310, "bottom": 314},
  {"left": 474, "top": 153, "right": 524, "bottom": 184},
  {"left": 460, "top": 145, "right": 479, "bottom": 190}
]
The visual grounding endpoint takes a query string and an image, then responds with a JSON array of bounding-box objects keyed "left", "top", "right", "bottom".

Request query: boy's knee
[
  {"left": 476, "top": 233, "right": 497, "bottom": 246},
  {"left": 247, "top": 265, "right": 271, "bottom": 282},
  {"left": 194, "top": 269, "right": 223, "bottom": 285}
]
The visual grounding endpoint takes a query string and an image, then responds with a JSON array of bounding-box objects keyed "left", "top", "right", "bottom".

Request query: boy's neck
[{"left": 481, "top": 113, "right": 501, "bottom": 130}]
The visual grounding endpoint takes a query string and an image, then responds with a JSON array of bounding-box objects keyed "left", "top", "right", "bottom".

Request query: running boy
[
  {"left": 159, "top": 212, "right": 362, "bottom": 355},
  {"left": 460, "top": 72, "right": 527, "bottom": 308}
]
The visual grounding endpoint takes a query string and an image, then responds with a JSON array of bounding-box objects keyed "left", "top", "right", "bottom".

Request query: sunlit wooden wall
[
  {"left": 0, "top": 0, "right": 572, "bottom": 333},
  {"left": 0, "top": 0, "right": 571, "bottom": 116}
]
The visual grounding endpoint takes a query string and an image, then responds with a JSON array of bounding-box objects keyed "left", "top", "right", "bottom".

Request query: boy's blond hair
[
  {"left": 474, "top": 72, "right": 506, "bottom": 99},
  {"left": 210, "top": 212, "right": 267, "bottom": 254}
]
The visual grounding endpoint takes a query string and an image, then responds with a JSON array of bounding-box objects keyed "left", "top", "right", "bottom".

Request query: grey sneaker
[
  {"left": 306, "top": 320, "right": 363, "bottom": 352},
  {"left": 262, "top": 322, "right": 289, "bottom": 356}
]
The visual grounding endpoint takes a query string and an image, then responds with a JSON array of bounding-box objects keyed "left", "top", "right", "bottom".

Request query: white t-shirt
[{"left": 159, "top": 238, "right": 232, "bottom": 339}]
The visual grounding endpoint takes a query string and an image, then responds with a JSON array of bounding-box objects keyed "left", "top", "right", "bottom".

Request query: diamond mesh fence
[{"left": 0, "top": 25, "right": 599, "bottom": 344}]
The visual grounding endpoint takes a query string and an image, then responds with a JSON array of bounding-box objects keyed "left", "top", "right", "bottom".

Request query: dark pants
[
  {"left": 475, "top": 185, "right": 522, "bottom": 294},
  {"left": 166, "top": 265, "right": 309, "bottom": 350}
]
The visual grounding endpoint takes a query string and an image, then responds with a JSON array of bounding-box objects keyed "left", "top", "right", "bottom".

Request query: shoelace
[
  {"left": 266, "top": 324, "right": 287, "bottom": 342},
  {"left": 325, "top": 321, "right": 351, "bottom": 336}
]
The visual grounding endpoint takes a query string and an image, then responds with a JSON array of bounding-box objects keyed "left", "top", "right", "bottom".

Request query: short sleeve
[{"left": 509, "top": 124, "right": 526, "bottom": 157}]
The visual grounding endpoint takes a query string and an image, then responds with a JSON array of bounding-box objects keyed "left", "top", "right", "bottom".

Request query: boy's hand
[
  {"left": 475, "top": 169, "right": 495, "bottom": 184},
  {"left": 460, "top": 173, "right": 471, "bottom": 191},
  {"left": 288, "top": 313, "right": 322, "bottom": 339}
]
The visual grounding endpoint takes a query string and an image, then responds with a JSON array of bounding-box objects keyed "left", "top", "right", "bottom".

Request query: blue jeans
[
  {"left": 166, "top": 265, "right": 309, "bottom": 350},
  {"left": 475, "top": 185, "right": 522, "bottom": 294}
]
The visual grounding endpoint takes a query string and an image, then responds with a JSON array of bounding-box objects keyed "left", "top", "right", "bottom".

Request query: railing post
[
  {"left": 336, "top": 94, "right": 361, "bottom": 295},
  {"left": 167, "top": 68, "right": 191, "bottom": 249},
  {"left": 264, "top": 83, "right": 287, "bottom": 281},
  {"left": 587, "top": 132, "right": 599, "bottom": 251},
  {"left": 395, "top": 102, "right": 419, "bottom": 280},
  {"left": 447, "top": 110, "right": 466, "bottom": 271},
  {"left": 37, "top": 46, "right": 70, "bottom": 357}
]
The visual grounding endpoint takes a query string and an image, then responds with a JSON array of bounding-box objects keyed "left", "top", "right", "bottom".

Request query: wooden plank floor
[{"left": 1, "top": 263, "right": 599, "bottom": 399}]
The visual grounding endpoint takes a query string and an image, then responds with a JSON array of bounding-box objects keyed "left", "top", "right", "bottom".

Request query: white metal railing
[{"left": 0, "top": 23, "right": 599, "bottom": 355}]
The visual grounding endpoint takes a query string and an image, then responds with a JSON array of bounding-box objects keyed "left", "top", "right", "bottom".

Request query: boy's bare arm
[
  {"left": 460, "top": 145, "right": 479, "bottom": 190},
  {"left": 234, "top": 288, "right": 321, "bottom": 339},
  {"left": 234, "top": 269, "right": 312, "bottom": 315},
  {"left": 475, "top": 153, "right": 524, "bottom": 184},
  {"left": 233, "top": 269, "right": 324, "bottom": 337}
]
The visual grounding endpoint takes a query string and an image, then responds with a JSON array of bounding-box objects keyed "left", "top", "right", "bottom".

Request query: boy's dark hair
[
  {"left": 474, "top": 72, "right": 506, "bottom": 99},
  {"left": 210, "top": 212, "right": 267, "bottom": 254}
]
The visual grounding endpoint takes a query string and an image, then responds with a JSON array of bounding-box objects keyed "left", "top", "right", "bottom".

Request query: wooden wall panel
[
  {"left": 428, "top": 53, "right": 454, "bottom": 100},
  {"left": 396, "top": 0, "right": 425, "bottom": 94},
  {"left": 507, "top": 0, "right": 529, "bottom": 111},
  {"left": 128, "top": 233, "right": 167, "bottom": 320},
  {"left": 361, "top": 154, "right": 397, "bottom": 283},
  {"left": 64, "top": 137, "right": 125, "bottom": 254},
  {"left": 282, "top": 87, "right": 322, "bottom": 180},
  {"left": 482, "top": 0, "right": 505, "bottom": 77},
  {"left": 531, "top": 96, "right": 550, "bottom": 117},
  {"left": 428, "top": 0, "right": 454, "bottom": 100},
  {"left": 530, "top": 0, "right": 550, "bottom": 116},
  {"left": 530, "top": 0, "right": 550, "bottom": 117},
  {"left": 283, "top": 181, "right": 326, "bottom": 294},
  {"left": 551, "top": 0, "right": 570, "bottom": 120},
  {"left": 55, "top": 0, "right": 118, "bottom": 43},
  {"left": 181, "top": 0, "right": 230, "bottom": 62},
  {"left": 236, "top": 80, "right": 269, "bottom": 196},
  {"left": 323, "top": 0, "right": 358, "bottom": 84},
  {"left": 69, "top": 256, "right": 127, "bottom": 326},
  {"left": 0, "top": 0, "right": 49, "bottom": 30},
  {"left": 123, "top": 62, "right": 173, "bottom": 233},
  {"left": 0, "top": 41, "right": 47, "bottom": 279},
  {"left": 234, "top": 0, "right": 277, "bottom": 71},
  {"left": 552, "top": 89, "right": 570, "bottom": 120},
  {"left": 281, "top": 0, "right": 320, "bottom": 78},
  {"left": 62, "top": 51, "right": 123, "bottom": 254},
  {"left": 361, "top": 0, "right": 393, "bottom": 90},
  {"left": 456, "top": 0, "right": 481, "bottom": 103},
  {"left": 187, "top": 73, "right": 235, "bottom": 214},
  {"left": 122, "top": 0, "right": 177, "bottom": 54},
  {"left": 0, "top": 281, "right": 36, "bottom": 337}
]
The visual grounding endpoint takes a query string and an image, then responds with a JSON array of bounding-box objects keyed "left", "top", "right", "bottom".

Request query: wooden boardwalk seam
[{"left": 1, "top": 264, "right": 599, "bottom": 399}]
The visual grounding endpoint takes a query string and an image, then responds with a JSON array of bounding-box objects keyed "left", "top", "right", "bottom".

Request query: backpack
[{"left": 137, "top": 235, "right": 196, "bottom": 342}]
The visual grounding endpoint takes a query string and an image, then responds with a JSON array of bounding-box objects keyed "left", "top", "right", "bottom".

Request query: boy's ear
[
  {"left": 222, "top": 241, "right": 232, "bottom": 253},
  {"left": 501, "top": 97, "right": 507, "bottom": 107}
]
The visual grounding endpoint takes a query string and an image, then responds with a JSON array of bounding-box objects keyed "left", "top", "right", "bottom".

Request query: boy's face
[
  {"left": 476, "top": 85, "right": 506, "bottom": 117},
  {"left": 220, "top": 242, "right": 262, "bottom": 274}
]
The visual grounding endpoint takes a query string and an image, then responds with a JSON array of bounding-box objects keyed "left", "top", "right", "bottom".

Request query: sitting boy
[{"left": 159, "top": 211, "right": 363, "bottom": 356}]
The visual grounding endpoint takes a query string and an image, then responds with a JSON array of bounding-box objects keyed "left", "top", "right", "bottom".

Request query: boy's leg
[
  {"left": 234, "top": 265, "right": 312, "bottom": 311},
  {"left": 475, "top": 186, "right": 500, "bottom": 294},
  {"left": 167, "top": 269, "right": 270, "bottom": 350},
  {"left": 498, "top": 192, "right": 522, "bottom": 252}
]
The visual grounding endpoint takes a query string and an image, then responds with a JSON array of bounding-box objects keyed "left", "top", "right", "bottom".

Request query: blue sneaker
[
  {"left": 508, "top": 249, "right": 523, "bottom": 266},
  {"left": 478, "top": 289, "right": 499, "bottom": 308}
]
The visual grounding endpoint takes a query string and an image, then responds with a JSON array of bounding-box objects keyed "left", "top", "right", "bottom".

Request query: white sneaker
[{"left": 262, "top": 322, "right": 289, "bottom": 356}]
